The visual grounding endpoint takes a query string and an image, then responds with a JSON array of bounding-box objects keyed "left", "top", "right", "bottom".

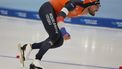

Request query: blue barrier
[
  {"left": 65, "top": 17, "right": 122, "bottom": 29},
  {"left": 0, "top": 7, "right": 122, "bottom": 29},
  {"left": 0, "top": 7, "right": 40, "bottom": 20}
]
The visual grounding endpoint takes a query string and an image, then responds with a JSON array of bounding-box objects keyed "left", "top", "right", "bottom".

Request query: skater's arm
[
  {"left": 57, "top": 0, "right": 84, "bottom": 20},
  {"left": 56, "top": 0, "right": 84, "bottom": 28},
  {"left": 57, "top": 1, "right": 82, "bottom": 40}
]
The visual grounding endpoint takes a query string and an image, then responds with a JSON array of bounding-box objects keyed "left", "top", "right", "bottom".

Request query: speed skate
[
  {"left": 17, "top": 43, "right": 43, "bottom": 69},
  {"left": 17, "top": 43, "right": 25, "bottom": 67}
]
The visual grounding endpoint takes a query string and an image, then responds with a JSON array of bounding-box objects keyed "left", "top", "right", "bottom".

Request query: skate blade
[{"left": 17, "top": 43, "right": 25, "bottom": 67}]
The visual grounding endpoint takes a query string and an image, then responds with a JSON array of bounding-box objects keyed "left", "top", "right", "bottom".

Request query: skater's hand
[
  {"left": 63, "top": 33, "right": 71, "bottom": 40},
  {"left": 60, "top": 27, "right": 71, "bottom": 40}
]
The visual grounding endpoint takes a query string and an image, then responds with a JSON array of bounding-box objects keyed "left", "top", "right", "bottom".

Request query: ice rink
[{"left": 0, "top": 15, "right": 122, "bottom": 69}]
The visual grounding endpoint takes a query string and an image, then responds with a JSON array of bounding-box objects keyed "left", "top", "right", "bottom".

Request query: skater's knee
[
  {"left": 51, "top": 41, "right": 63, "bottom": 48},
  {"left": 50, "top": 35, "right": 64, "bottom": 48},
  {"left": 50, "top": 34, "right": 61, "bottom": 43}
]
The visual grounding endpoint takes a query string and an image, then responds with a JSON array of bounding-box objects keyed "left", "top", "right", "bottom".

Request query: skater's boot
[
  {"left": 30, "top": 59, "right": 43, "bottom": 69},
  {"left": 21, "top": 44, "right": 32, "bottom": 61}
]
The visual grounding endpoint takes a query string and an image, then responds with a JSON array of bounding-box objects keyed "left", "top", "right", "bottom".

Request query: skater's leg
[
  {"left": 36, "top": 2, "right": 64, "bottom": 60},
  {"left": 50, "top": 34, "right": 64, "bottom": 49},
  {"left": 29, "top": 2, "right": 64, "bottom": 69},
  {"left": 31, "top": 35, "right": 63, "bottom": 49},
  {"left": 31, "top": 41, "right": 44, "bottom": 49},
  {"left": 35, "top": 39, "right": 53, "bottom": 60}
]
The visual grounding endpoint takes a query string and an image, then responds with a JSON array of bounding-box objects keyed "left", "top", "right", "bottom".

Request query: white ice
[{"left": 0, "top": 15, "right": 122, "bottom": 69}]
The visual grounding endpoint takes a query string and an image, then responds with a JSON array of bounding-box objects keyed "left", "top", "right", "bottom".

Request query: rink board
[{"left": 0, "top": 7, "right": 122, "bottom": 29}]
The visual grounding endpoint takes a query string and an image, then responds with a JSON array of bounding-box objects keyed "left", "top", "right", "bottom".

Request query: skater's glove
[
  {"left": 60, "top": 27, "right": 71, "bottom": 40},
  {"left": 57, "top": 16, "right": 71, "bottom": 40}
]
